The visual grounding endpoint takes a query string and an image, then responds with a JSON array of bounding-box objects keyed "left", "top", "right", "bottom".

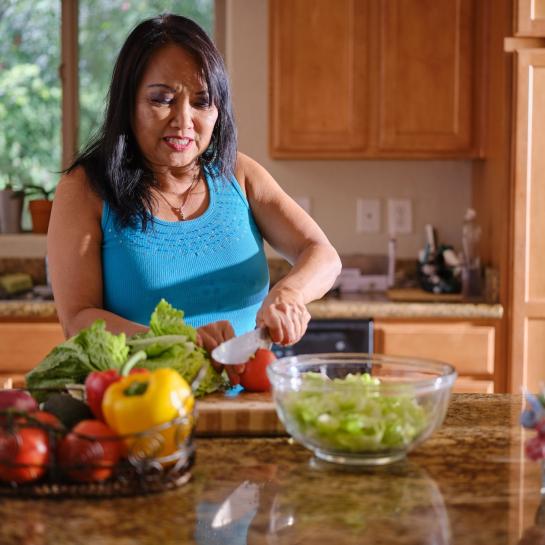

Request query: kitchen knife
[{"left": 211, "top": 328, "right": 272, "bottom": 365}]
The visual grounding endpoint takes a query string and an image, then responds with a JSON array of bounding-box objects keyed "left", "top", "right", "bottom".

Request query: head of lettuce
[{"left": 26, "top": 299, "right": 227, "bottom": 401}]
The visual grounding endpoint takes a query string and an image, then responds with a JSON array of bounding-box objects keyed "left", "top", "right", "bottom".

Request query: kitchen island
[{"left": 0, "top": 394, "right": 543, "bottom": 544}]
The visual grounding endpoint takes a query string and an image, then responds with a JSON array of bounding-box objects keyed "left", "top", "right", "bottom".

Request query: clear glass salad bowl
[{"left": 267, "top": 353, "right": 457, "bottom": 465}]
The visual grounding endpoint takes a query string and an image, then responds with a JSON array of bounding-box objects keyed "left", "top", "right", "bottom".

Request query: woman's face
[{"left": 133, "top": 44, "right": 219, "bottom": 173}]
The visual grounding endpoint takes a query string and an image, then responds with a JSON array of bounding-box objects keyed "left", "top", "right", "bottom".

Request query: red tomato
[
  {"left": 57, "top": 420, "right": 123, "bottom": 482},
  {"left": 0, "top": 425, "right": 49, "bottom": 484},
  {"left": 239, "top": 348, "right": 277, "bottom": 392},
  {"left": 31, "top": 411, "right": 64, "bottom": 432}
]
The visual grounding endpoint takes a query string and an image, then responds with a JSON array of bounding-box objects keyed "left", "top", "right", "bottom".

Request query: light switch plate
[
  {"left": 388, "top": 198, "right": 412, "bottom": 234},
  {"left": 356, "top": 199, "right": 381, "bottom": 233}
]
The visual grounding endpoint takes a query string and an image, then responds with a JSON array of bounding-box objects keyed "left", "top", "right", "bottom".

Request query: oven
[{"left": 272, "top": 318, "right": 374, "bottom": 358}]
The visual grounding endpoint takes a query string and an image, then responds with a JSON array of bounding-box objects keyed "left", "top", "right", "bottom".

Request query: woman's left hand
[
  {"left": 256, "top": 286, "right": 310, "bottom": 346},
  {"left": 196, "top": 320, "right": 246, "bottom": 384}
]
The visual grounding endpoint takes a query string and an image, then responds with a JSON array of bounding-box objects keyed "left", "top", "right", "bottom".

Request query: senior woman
[{"left": 48, "top": 14, "right": 341, "bottom": 380}]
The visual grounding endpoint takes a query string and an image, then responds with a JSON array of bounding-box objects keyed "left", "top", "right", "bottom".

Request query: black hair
[{"left": 67, "top": 13, "right": 237, "bottom": 229}]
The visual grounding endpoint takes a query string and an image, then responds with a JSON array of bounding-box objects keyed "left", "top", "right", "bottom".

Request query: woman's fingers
[
  {"left": 198, "top": 320, "right": 237, "bottom": 373},
  {"left": 260, "top": 301, "right": 310, "bottom": 345}
]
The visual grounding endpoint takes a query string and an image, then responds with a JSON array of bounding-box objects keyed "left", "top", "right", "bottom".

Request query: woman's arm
[
  {"left": 236, "top": 153, "right": 342, "bottom": 344},
  {"left": 47, "top": 168, "right": 148, "bottom": 338}
]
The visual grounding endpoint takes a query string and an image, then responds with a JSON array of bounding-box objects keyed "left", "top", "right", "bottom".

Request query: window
[
  {"left": 0, "top": 0, "right": 61, "bottom": 196},
  {"left": 0, "top": 0, "right": 215, "bottom": 204}
]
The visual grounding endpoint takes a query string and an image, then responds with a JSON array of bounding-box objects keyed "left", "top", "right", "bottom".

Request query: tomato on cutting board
[{"left": 239, "top": 348, "right": 277, "bottom": 392}]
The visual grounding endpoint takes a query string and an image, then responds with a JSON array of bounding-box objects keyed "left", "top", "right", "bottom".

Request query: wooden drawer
[
  {"left": 374, "top": 320, "right": 496, "bottom": 376},
  {"left": 0, "top": 323, "right": 64, "bottom": 373},
  {"left": 454, "top": 377, "right": 495, "bottom": 393}
]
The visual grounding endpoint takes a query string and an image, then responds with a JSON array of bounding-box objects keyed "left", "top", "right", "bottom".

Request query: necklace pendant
[{"left": 172, "top": 206, "right": 184, "bottom": 220}]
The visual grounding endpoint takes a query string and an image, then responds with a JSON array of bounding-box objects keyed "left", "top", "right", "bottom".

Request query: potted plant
[
  {"left": 25, "top": 185, "right": 54, "bottom": 234},
  {"left": 0, "top": 183, "right": 24, "bottom": 234}
]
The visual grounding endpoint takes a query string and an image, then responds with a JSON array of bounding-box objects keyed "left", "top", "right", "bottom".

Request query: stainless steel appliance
[{"left": 272, "top": 318, "right": 374, "bottom": 358}]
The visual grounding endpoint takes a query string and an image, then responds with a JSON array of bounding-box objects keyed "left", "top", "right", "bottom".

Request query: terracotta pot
[{"left": 29, "top": 199, "right": 53, "bottom": 234}]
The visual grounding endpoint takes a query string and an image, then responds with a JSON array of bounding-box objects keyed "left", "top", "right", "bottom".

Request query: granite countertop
[
  {"left": 0, "top": 295, "right": 503, "bottom": 321},
  {"left": 308, "top": 292, "right": 503, "bottom": 320},
  {"left": 0, "top": 394, "right": 543, "bottom": 544}
]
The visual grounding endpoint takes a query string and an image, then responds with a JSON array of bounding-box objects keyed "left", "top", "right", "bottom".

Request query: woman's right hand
[{"left": 196, "top": 320, "right": 245, "bottom": 385}]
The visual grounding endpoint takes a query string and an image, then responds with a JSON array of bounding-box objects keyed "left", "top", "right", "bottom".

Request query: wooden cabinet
[
  {"left": 269, "top": 0, "right": 370, "bottom": 156},
  {"left": 0, "top": 322, "right": 64, "bottom": 387},
  {"left": 269, "top": 0, "right": 485, "bottom": 158},
  {"left": 509, "top": 49, "right": 545, "bottom": 393},
  {"left": 374, "top": 319, "right": 500, "bottom": 393},
  {"left": 473, "top": 0, "right": 545, "bottom": 393},
  {"left": 515, "top": 0, "right": 545, "bottom": 36}
]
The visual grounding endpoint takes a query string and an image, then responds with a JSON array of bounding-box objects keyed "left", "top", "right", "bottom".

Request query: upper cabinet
[
  {"left": 269, "top": 0, "right": 486, "bottom": 159},
  {"left": 515, "top": 0, "right": 545, "bottom": 36}
]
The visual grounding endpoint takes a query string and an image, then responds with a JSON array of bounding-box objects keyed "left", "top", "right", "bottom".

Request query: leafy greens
[
  {"left": 26, "top": 299, "right": 227, "bottom": 399},
  {"left": 284, "top": 372, "right": 428, "bottom": 453}
]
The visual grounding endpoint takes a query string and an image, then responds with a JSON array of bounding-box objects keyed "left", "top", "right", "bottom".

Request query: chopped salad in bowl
[{"left": 267, "top": 353, "right": 456, "bottom": 465}]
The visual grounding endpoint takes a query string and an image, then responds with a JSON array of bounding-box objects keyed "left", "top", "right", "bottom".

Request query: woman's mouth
[{"left": 163, "top": 136, "right": 193, "bottom": 151}]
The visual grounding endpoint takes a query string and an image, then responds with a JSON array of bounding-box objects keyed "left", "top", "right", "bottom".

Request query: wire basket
[{"left": 0, "top": 392, "right": 196, "bottom": 498}]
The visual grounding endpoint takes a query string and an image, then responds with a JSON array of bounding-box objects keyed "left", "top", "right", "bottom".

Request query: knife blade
[{"left": 211, "top": 328, "right": 272, "bottom": 365}]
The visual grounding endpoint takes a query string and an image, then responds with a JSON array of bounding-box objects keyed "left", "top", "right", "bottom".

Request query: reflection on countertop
[{"left": 0, "top": 394, "right": 542, "bottom": 544}]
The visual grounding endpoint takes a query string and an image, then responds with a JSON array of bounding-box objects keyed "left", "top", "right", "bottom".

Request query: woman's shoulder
[
  {"left": 233, "top": 152, "right": 269, "bottom": 193},
  {"left": 56, "top": 166, "right": 102, "bottom": 218}
]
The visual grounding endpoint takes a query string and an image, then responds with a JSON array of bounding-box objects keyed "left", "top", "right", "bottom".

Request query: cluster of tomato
[
  {"left": 0, "top": 390, "right": 122, "bottom": 485},
  {"left": 520, "top": 390, "right": 545, "bottom": 461}
]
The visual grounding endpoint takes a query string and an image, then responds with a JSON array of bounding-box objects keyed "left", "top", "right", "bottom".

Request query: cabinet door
[
  {"left": 269, "top": 0, "right": 370, "bottom": 157},
  {"left": 510, "top": 49, "right": 545, "bottom": 393},
  {"left": 515, "top": 0, "right": 545, "bottom": 36},
  {"left": 0, "top": 323, "right": 64, "bottom": 374},
  {"left": 374, "top": 320, "right": 496, "bottom": 392},
  {"left": 377, "top": 0, "right": 480, "bottom": 155}
]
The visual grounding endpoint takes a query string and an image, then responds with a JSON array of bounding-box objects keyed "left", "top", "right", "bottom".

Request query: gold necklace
[{"left": 155, "top": 169, "right": 200, "bottom": 221}]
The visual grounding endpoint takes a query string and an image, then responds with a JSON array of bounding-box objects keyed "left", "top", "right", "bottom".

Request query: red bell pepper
[{"left": 84, "top": 352, "right": 148, "bottom": 421}]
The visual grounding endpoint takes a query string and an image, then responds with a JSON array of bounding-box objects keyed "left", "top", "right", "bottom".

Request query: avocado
[{"left": 42, "top": 393, "right": 93, "bottom": 429}]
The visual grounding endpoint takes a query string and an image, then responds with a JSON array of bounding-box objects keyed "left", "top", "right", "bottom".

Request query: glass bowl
[{"left": 267, "top": 353, "right": 456, "bottom": 465}]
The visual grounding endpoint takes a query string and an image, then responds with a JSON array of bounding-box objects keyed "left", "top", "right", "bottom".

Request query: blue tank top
[{"left": 101, "top": 168, "right": 270, "bottom": 335}]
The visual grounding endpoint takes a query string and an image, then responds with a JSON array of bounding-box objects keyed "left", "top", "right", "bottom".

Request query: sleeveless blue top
[{"left": 101, "top": 168, "right": 270, "bottom": 335}]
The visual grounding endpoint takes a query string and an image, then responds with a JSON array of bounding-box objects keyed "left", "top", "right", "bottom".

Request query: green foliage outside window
[
  {"left": 0, "top": 0, "right": 61, "bottom": 193},
  {"left": 0, "top": 0, "right": 213, "bottom": 196}
]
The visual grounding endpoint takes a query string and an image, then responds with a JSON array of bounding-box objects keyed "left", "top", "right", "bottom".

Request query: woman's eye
[
  {"left": 150, "top": 96, "right": 174, "bottom": 105},
  {"left": 193, "top": 99, "right": 211, "bottom": 109}
]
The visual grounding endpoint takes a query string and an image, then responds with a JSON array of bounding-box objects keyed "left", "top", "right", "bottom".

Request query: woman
[{"left": 48, "top": 14, "right": 341, "bottom": 380}]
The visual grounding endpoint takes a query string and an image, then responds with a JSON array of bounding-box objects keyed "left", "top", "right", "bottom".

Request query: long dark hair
[{"left": 67, "top": 13, "right": 237, "bottom": 229}]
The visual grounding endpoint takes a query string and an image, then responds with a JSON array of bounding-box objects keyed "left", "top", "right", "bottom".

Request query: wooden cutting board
[{"left": 195, "top": 391, "right": 285, "bottom": 436}]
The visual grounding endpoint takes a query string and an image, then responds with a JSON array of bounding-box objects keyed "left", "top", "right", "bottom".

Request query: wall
[{"left": 223, "top": 0, "right": 472, "bottom": 259}]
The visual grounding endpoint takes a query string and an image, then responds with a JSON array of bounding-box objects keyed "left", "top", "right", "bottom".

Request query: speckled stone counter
[
  {"left": 0, "top": 300, "right": 56, "bottom": 320},
  {"left": 0, "top": 296, "right": 502, "bottom": 321},
  {"left": 0, "top": 394, "right": 543, "bottom": 544},
  {"left": 308, "top": 294, "right": 503, "bottom": 320}
]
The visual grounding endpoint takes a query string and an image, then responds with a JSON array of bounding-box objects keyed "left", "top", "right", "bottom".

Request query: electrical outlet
[
  {"left": 388, "top": 199, "right": 412, "bottom": 234},
  {"left": 294, "top": 196, "right": 311, "bottom": 215},
  {"left": 356, "top": 199, "right": 381, "bottom": 233}
]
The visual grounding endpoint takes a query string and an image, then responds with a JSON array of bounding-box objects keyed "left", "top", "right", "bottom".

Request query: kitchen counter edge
[{"left": 0, "top": 299, "right": 503, "bottom": 321}]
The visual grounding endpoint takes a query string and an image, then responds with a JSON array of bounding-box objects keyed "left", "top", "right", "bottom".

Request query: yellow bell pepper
[{"left": 102, "top": 367, "right": 195, "bottom": 460}]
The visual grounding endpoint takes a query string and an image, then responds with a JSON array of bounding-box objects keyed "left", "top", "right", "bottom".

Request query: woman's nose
[{"left": 171, "top": 98, "right": 193, "bottom": 129}]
